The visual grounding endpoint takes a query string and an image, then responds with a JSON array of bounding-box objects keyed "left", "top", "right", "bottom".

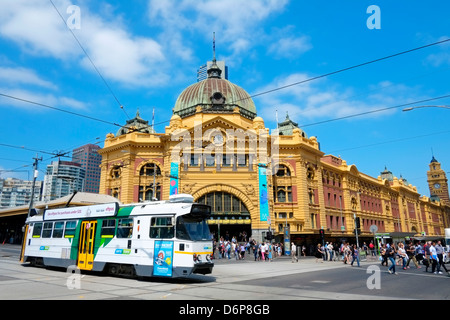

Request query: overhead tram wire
[
  {"left": 0, "top": 92, "right": 122, "bottom": 128},
  {"left": 48, "top": 0, "right": 131, "bottom": 120},
  {"left": 298, "top": 94, "right": 450, "bottom": 128},
  {"left": 128, "top": 38, "right": 450, "bottom": 134},
  {"left": 237, "top": 37, "right": 450, "bottom": 103}
]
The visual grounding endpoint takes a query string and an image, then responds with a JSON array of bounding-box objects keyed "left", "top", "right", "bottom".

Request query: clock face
[{"left": 434, "top": 183, "right": 441, "bottom": 189}]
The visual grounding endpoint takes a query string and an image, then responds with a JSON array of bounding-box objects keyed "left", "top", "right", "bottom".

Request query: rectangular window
[
  {"left": 117, "top": 219, "right": 133, "bottom": 238},
  {"left": 214, "top": 192, "right": 223, "bottom": 212},
  {"left": 237, "top": 154, "right": 247, "bottom": 167},
  {"left": 205, "top": 154, "right": 215, "bottom": 167},
  {"left": 277, "top": 187, "right": 286, "bottom": 202},
  {"left": 222, "top": 154, "right": 231, "bottom": 167},
  {"left": 190, "top": 154, "right": 199, "bottom": 166},
  {"left": 64, "top": 221, "right": 77, "bottom": 238},
  {"left": 101, "top": 219, "right": 116, "bottom": 238},
  {"left": 42, "top": 222, "right": 53, "bottom": 238},
  {"left": 287, "top": 186, "right": 292, "bottom": 202},
  {"left": 223, "top": 193, "right": 231, "bottom": 212},
  {"left": 52, "top": 221, "right": 64, "bottom": 238},
  {"left": 150, "top": 217, "right": 174, "bottom": 239},
  {"left": 32, "top": 223, "right": 43, "bottom": 238}
]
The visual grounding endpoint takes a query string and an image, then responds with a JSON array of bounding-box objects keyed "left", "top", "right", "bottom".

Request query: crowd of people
[
  {"left": 378, "top": 240, "right": 449, "bottom": 276},
  {"left": 213, "top": 237, "right": 287, "bottom": 261},
  {"left": 211, "top": 233, "right": 450, "bottom": 278}
]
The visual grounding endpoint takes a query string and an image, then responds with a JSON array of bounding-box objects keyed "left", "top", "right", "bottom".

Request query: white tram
[{"left": 20, "top": 194, "right": 214, "bottom": 278}]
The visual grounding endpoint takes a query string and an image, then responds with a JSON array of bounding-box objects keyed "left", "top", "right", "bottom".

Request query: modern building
[
  {"left": 99, "top": 57, "right": 450, "bottom": 245},
  {"left": 42, "top": 160, "right": 85, "bottom": 201},
  {"left": 72, "top": 143, "right": 102, "bottom": 193},
  {"left": 0, "top": 178, "right": 42, "bottom": 209},
  {"left": 197, "top": 60, "right": 228, "bottom": 82}
]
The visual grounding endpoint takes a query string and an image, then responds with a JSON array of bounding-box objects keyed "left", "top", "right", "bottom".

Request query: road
[{"left": 0, "top": 244, "right": 449, "bottom": 302}]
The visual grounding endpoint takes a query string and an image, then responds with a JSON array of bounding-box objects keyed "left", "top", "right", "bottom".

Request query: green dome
[{"left": 173, "top": 76, "right": 257, "bottom": 120}]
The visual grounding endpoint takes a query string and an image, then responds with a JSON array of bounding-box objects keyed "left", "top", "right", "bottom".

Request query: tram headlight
[{"left": 206, "top": 254, "right": 211, "bottom": 262}]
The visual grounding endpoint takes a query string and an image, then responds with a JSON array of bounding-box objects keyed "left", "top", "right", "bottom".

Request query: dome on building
[{"left": 173, "top": 60, "right": 257, "bottom": 120}]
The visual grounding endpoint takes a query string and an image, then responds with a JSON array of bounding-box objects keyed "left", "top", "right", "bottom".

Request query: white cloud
[
  {"left": 254, "top": 73, "right": 423, "bottom": 126},
  {"left": 0, "top": 67, "right": 57, "bottom": 90},
  {"left": 0, "top": 87, "right": 88, "bottom": 111},
  {"left": 147, "top": 0, "right": 290, "bottom": 61},
  {"left": 0, "top": 0, "right": 167, "bottom": 88},
  {"left": 268, "top": 35, "right": 312, "bottom": 59}
]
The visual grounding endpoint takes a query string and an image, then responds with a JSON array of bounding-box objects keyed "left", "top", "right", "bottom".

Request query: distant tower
[
  {"left": 427, "top": 156, "right": 450, "bottom": 204},
  {"left": 380, "top": 166, "right": 394, "bottom": 182}
]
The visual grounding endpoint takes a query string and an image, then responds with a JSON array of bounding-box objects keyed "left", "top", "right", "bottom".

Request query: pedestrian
[
  {"left": 405, "top": 241, "right": 420, "bottom": 269},
  {"left": 260, "top": 241, "right": 266, "bottom": 261},
  {"left": 429, "top": 241, "right": 439, "bottom": 274},
  {"left": 240, "top": 243, "right": 246, "bottom": 260},
  {"left": 328, "top": 242, "right": 334, "bottom": 261},
  {"left": 315, "top": 243, "right": 324, "bottom": 263},
  {"left": 268, "top": 242, "right": 273, "bottom": 262},
  {"left": 397, "top": 242, "right": 408, "bottom": 270},
  {"left": 351, "top": 244, "right": 360, "bottom": 267},
  {"left": 387, "top": 243, "right": 398, "bottom": 275},
  {"left": 291, "top": 242, "right": 298, "bottom": 263},
  {"left": 423, "top": 241, "right": 431, "bottom": 272},
  {"left": 380, "top": 243, "right": 388, "bottom": 266},
  {"left": 369, "top": 241, "right": 375, "bottom": 256},
  {"left": 436, "top": 241, "right": 449, "bottom": 275}
]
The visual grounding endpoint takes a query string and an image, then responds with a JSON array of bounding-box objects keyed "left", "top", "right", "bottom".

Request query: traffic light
[
  {"left": 266, "top": 231, "right": 273, "bottom": 240},
  {"left": 319, "top": 229, "right": 325, "bottom": 239},
  {"left": 355, "top": 217, "right": 361, "bottom": 229}
]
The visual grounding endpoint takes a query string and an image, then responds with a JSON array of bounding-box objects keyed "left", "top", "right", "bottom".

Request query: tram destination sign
[{"left": 44, "top": 203, "right": 119, "bottom": 221}]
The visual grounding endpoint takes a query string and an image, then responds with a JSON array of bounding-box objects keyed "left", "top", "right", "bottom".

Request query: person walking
[
  {"left": 315, "top": 243, "right": 324, "bottom": 263},
  {"left": 436, "top": 241, "right": 449, "bottom": 275},
  {"left": 397, "top": 242, "right": 408, "bottom": 270},
  {"left": 351, "top": 244, "right": 360, "bottom": 267},
  {"left": 380, "top": 243, "right": 388, "bottom": 267},
  {"left": 387, "top": 243, "right": 398, "bottom": 275},
  {"left": 291, "top": 242, "right": 298, "bottom": 263},
  {"left": 405, "top": 241, "right": 420, "bottom": 269},
  {"left": 429, "top": 241, "right": 439, "bottom": 274}
]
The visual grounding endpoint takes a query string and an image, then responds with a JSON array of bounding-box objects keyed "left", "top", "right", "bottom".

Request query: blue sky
[{"left": 0, "top": 0, "right": 449, "bottom": 197}]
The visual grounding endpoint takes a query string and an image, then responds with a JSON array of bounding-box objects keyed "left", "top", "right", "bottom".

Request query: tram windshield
[{"left": 176, "top": 214, "right": 211, "bottom": 241}]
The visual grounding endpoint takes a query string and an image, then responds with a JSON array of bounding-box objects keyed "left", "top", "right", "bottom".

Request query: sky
[{"left": 0, "top": 0, "right": 450, "bottom": 197}]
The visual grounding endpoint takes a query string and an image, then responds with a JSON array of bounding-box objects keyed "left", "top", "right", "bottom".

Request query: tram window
[
  {"left": 42, "top": 222, "right": 53, "bottom": 238},
  {"left": 52, "top": 222, "right": 64, "bottom": 238},
  {"left": 32, "top": 223, "right": 43, "bottom": 238},
  {"left": 64, "top": 221, "right": 77, "bottom": 238},
  {"left": 101, "top": 220, "right": 116, "bottom": 238},
  {"left": 117, "top": 219, "right": 133, "bottom": 238},
  {"left": 150, "top": 217, "right": 174, "bottom": 239}
]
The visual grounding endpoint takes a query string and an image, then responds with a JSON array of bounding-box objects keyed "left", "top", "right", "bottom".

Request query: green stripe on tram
[{"left": 117, "top": 206, "right": 134, "bottom": 217}]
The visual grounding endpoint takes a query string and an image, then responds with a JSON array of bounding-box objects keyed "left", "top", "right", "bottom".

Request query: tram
[{"left": 20, "top": 194, "right": 214, "bottom": 278}]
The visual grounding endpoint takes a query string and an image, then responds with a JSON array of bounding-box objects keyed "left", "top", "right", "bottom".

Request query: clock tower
[{"left": 427, "top": 156, "right": 450, "bottom": 204}]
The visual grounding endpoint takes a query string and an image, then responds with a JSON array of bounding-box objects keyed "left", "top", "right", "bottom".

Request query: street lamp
[{"left": 403, "top": 105, "right": 450, "bottom": 112}]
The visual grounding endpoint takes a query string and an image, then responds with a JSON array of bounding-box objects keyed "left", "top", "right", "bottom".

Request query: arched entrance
[{"left": 196, "top": 191, "right": 251, "bottom": 242}]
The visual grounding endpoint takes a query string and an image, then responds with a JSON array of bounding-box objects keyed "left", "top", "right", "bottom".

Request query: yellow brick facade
[{"left": 98, "top": 62, "right": 449, "bottom": 244}]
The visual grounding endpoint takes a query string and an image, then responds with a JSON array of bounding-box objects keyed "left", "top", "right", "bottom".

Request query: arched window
[
  {"left": 140, "top": 163, "right": 161, "bottom": 176},
  {"left": 276, "top": 164, "right": 291, "bottom": 177},
  {"left": 197, "top": 192, "right": 249, "bottom": 214}
]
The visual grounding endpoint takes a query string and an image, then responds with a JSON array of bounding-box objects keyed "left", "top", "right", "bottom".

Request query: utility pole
[{"left": 27, "top": 154, "right": 42, "bottom": 219}]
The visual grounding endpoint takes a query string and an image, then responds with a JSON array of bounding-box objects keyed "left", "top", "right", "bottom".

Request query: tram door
[{"left": 77, "top": 221, "right": 97, "bottom": 270}]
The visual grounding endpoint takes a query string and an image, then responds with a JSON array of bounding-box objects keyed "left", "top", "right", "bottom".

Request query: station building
[{"left": 98, "top": 59, "right": 450, "bottom": 246}]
